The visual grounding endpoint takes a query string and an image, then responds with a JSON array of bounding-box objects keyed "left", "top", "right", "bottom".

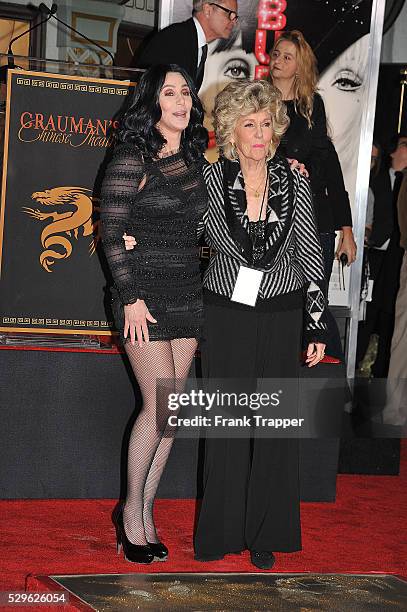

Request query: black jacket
[
  {"left": 371, "top": 170, "right": 404, "bottom": 314},
  {"left": 278, "top": 93, "right": 353, "bottom": 232},
  {"left": 136, "top": 18, "right": 203, "bottom": 89},
  {"left": 369, "top": 167, "right": 394, "bottom": 248}
]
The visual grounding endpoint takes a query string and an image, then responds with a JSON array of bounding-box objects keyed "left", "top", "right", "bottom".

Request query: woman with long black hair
[{"left": 100, "top": 64, "right": 208, "bottom": 564}]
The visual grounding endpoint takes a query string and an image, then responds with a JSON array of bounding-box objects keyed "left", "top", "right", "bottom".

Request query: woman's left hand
[
  {"left": 336, "top": 226, "right": 357, "bottom": 265},
  {"left": 306, "top": 342, "right": 326, "bottom": 367},
  {"left": 287, "top": 158, "right": 309, "bottom": 178}
]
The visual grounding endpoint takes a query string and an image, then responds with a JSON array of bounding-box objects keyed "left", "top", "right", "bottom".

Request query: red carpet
[{"left": 1, "top": 443, "right": 406, "bottom": 593}]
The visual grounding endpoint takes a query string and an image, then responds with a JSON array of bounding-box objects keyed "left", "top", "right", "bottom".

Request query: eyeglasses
[{"left": 208, "top": 2, "right": 239, "bottom": 21}]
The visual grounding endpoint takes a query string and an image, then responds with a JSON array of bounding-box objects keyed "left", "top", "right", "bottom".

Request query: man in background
[
  {"left": 383, "top": 135, "right": 407, "bottom": 426},
  {"left": 136, "top": 1, "right": 238, "bottom": 90},
  {"left": 358, "top": 139, "right": 397, "bottom": 371},
  {"left": 357, "top": 136, "right": 406, "bottom": 378}
]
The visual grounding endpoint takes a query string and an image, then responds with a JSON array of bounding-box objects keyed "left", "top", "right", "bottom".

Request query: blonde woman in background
[{"left": 270, "top": 30, "right": 357, "bottom": 358}]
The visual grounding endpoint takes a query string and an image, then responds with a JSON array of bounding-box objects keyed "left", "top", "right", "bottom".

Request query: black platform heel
[
  {"left": 115, "top": 511, "right": 154, "bottom": 564},
  {"left": 147, "top": 541, "right": 169, "bottom": 561}
]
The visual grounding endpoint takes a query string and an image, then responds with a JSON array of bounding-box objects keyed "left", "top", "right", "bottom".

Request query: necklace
[
  {"left": 243, "top": 169, "right": 267, "bottom": 198},
  {"left": 248, "top": 176, "right": 269, "bottom": 224},
  {"left": 160, "top": 146, "right": 180, "bottom": 158}
]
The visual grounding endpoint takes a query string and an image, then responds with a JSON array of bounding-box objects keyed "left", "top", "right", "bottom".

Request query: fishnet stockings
[{"left": 123, "top": 337, "right": 197, "bottom": 544}]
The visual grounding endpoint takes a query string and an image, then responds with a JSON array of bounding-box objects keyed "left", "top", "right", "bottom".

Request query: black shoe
[
  {"left": 250, "top": 550, "right": 275, "bottom": 570},
  {"left": 115, "top": 511, "right": 154, "bottom": 564},
  {"left": 148, "top": 541, "right": 168, "bottom": 561}
]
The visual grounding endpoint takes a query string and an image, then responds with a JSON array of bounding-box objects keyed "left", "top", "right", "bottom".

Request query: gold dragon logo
[{"left": 23, "top": 186, "right": 100, "bottom": 272}]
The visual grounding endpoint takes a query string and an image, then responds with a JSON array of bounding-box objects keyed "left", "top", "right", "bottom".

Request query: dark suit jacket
[
  {"left": 369, "top": 169, "right": 404, "bottom": 314},
  {"left": 369, "top": 167, "right": 395, "bottom": 248},
  {"left": 277, "top": 93, "right": 353, "bottom": 232},
  {"left": 136, "top": 18, "right": 200, "bottom": 87}
]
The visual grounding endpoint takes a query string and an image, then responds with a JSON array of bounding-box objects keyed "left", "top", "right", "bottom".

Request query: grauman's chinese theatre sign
[
  {"left": 18, "top": 112, "right": 119, "bottom": 147},
  {"left": 0, "top": 70, "right": 134, "bottom": 335}
]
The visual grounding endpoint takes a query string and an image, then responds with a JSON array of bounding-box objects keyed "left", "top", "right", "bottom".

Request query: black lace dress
[{"left": 100, "top": 143, "right": 207, "bottom": 341}]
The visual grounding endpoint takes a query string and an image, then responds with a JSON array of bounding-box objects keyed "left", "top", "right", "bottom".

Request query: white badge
[
  {"left": 231, "top": 265, "right": 264, "bottom": 307},
  {"left": 366, "top": 279, "right": 374, "bottom": 302}
]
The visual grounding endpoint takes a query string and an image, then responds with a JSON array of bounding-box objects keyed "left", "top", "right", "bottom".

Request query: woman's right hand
[
  {"left": 123, "top": 232, "right": 136, "bottom": 250},
  {"left": 124, "top": 300, "right": 157, "bottom": 347}
]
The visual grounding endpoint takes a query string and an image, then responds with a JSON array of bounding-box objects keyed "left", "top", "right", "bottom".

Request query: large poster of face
[
  {"left": 167, "top": 0, "right": 372, "bottom": 176},
  {"left": 162, "top": 0, "right": 375, "bottom": 305}
]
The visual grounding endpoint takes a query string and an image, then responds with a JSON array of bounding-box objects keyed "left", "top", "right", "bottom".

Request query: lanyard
[
  {"left": 232, "top": 169, "right": 268, "bottom": 306},
  {"left": 251, "top": 173, "right": 268, "bottom": 254},
  {"left": 256, "top": 171, "right": 269, "bottom": 223}
]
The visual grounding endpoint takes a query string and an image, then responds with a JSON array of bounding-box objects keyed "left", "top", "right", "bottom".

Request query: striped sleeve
[
  {"left": 196, "top": 206, "right": 208, "bottom": 240},
  {"left": 293, "top": 173, "right": 328, "bottom": 345},
  {"left": 197, "top": 161, "right": 215, "bottom": 240}
]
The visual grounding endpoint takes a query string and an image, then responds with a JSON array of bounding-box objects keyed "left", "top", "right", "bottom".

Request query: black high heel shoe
[
  {"left": 147, "top": 541, "right": 168, "bottom": 561},
  {"left": 115, "top": 511, "right": 154, "bottom": 564}
]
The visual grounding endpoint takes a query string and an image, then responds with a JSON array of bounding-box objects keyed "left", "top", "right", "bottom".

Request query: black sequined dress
[{"left": 101, "top": 143, "right": 207, "bottom": 341}]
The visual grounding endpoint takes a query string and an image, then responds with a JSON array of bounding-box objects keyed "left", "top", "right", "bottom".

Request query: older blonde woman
[
  {"left": 124, "top": 79, "right": 328, "bottom": 569},
  {"left": 194, "top": 79, "right": 327, "bottom": 569}
]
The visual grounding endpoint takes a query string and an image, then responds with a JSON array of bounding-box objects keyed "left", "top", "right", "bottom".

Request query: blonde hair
[
  {"left": 270, "top": 30, "right": 318, "bottom": 128},
  {"left": 213, "top": 80, "right": 289, "bottom": 161}
]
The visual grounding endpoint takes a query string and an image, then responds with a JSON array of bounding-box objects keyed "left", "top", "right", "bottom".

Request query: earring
[{"left": 230, "top": 143, "right": 237, "bottom": 160}]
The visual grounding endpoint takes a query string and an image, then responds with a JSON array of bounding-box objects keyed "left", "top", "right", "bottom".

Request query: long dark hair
[{"left": 119, "top": 64, "right": 208, "bottom": 164}]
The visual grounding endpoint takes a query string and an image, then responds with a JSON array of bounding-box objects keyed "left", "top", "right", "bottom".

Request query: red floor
[{"left": 1, "top": 443, "right": 406, "bottom": 592}]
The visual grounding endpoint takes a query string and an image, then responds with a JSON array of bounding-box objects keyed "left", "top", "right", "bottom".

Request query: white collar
[
  {"left": 193, "top": 16, "right": 207, "bottom": 48},
  {"left": 233, "top": 169, "right": 245, "bottom": 191}
]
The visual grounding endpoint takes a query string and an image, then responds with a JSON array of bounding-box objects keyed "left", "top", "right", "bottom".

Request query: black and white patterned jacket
[{"left": 199, "top": 156, "right": 328, "bottom": 344}]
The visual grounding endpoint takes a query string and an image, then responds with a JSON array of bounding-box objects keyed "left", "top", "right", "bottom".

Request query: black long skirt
[{"left": 194, "top": 292, "right": 303, "bottom": 559}]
